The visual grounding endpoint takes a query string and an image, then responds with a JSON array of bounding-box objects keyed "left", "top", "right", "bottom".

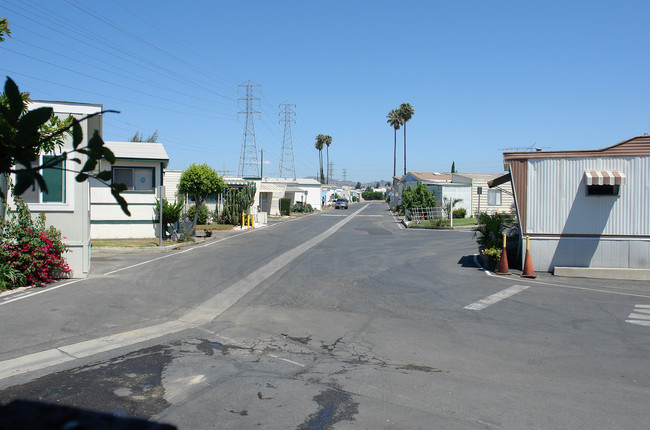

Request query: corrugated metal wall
[{"left": 527, "top": 156, "right": 650, "bottom": 236}]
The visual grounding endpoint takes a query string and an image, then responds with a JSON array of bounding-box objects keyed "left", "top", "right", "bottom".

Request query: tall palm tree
[
  {"left": 324, "top": 135, "right": 332, "bottom": 184},
  {"left": 398, "top": 103, "right": 414, "bottom": 175},
  {"left": 315, "top": 134, "right": 326, "bottom": 184},
  {"left": 386, "top": 109, "right": 401, "bottom": 178}
]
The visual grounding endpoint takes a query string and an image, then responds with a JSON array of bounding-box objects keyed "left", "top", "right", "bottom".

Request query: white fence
[{"left": 408, "top": 207, "right": 444, "bottom": 223}]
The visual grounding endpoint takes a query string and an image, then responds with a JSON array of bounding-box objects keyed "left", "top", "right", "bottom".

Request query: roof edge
[{"left": 504, "top": 136, "right": 650, "bottom": 160}]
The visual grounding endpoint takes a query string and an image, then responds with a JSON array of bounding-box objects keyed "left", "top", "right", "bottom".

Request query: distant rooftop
[{"left": 104, "top": 141, "right": 169, "bottom": 162}]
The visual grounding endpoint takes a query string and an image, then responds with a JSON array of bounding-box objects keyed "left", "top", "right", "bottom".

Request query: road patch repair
[{"left": 0, "top": 205, "right": 368, "bottom": 381}]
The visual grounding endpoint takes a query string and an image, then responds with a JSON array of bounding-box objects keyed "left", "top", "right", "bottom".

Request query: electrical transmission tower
[
  {"left": 278, "top": 101, "right": 296, "bottom": 179},
  {"left": 328, "top": 161, "right": 334, "bottom": 184},
  {"left": 238, "top": 81, "right": 261, "bottom": 177},
  {"left": 342, "top": 168, "right": 347, "bottom": 183}
]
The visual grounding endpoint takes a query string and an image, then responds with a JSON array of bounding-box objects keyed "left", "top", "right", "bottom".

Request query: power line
[
  {"left": 1, "top": 47, "right": 232, "bottom": 116},
  {"left": 111, "top": 0, "right": 241, "bottom": 89},
  {"left": 1, "top": 69, "right": 233, "bottom": 120},
  {"left": 5, "top": 0, "right": 236, "bottom": 102}
]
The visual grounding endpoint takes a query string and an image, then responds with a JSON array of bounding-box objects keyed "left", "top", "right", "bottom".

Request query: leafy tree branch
[{"left": 1, "top": 77, "right": 130, "bottom": 215}]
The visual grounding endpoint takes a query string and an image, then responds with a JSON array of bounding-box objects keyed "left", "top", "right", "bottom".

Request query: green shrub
[
  {"left": 280, "top": 198, "right": 291, "bottom": 216},
  {"left": 187, "top": 203, "right": 210, "bottom": 225},
  {"left": 453, "top": 208, "right": 467, "bottom": 219},
  {"left": 292, "top": 202, "right": 314, "bottom": 213},
  {"left": 0, "top": 263, "right": 25, "bottom": 291},
  {"left": 473, "top": 212, "right": 518, "bottom": 249},
  {"left": 362, "top": 190, "right": 384, "bottom": 200},
  {"left": 402, "top": 181, "right": 435, "bottom": 210},
  {"left": 156, "top": 198, "right": 183, "bottom": 236}
]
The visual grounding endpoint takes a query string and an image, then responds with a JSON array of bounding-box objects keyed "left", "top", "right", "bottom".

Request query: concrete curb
[
  {"left": 0, "top": 286, "right": 30, "bottom": 299},
  {"left": 554, "top": 266, "right": 650, "bottom": 281}
]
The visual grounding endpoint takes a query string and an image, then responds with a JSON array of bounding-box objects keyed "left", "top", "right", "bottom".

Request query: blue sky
[{"left": 2, "top": 1, "right": 650, "bottom": 183}]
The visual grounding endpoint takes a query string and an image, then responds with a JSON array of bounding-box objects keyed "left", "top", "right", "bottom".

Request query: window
[
  {"left": 113, "top": 167, "right": 155, "bottom": 192},
  {"left": 487, "top": 189, "right": 501, "bottom": 206},
  {"left": 22, "top": 155, "right": 66, "bottom": 204},
  {"left": 587, "top": 185, "right": 619, "bottom": 196},
  {"left": 584, "top": 170, "right": 624, "bottom": 195}
]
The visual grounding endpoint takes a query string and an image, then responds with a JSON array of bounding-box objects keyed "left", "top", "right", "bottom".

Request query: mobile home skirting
[{"left": 524, "top": 235, "right": 650, "bottom": 272}]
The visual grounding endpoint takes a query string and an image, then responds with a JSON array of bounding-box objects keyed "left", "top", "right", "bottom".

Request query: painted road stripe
[
  {"left": 627, "top": 313, "right": 650, "bottom": 320},
  {"left": 626, "top": 305, "right": 650, "bottom": 327},
  {"left": 464, "top": 285, "right": 530, "bottom": 311},
  {"left": 626, "top": 320, "right": 650, "bottom": 327},
  {"left": 0, "top": 205, "right": 367, "bottom": 381}
]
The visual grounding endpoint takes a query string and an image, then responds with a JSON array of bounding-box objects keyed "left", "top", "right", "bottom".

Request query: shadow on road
[{"left": 457, "top": 255, "right": 479, "bottom": 268}]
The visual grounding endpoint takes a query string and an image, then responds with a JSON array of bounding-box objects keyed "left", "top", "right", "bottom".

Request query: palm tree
[
  {"left": 398, "top": 103, "right": 414, "bottom": 175},
  {"left": 324, "top": 135, "right": 332, "bottom": 184},
  {"left": 315, "top": 134, "right": 326, "bottom": 184},
  {"left": 386, "top": 109, "right": 401, "bottom": 177}
]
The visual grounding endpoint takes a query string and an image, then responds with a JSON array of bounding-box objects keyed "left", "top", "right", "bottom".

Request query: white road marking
[
  {"left": 626, "top": 320, "right": 650, "bottom": 327},
  {"left": 627, "top": 313, "right": 650, "bottom": 320},
  {"left": 626, "top": 305, "right": 650, "bottom": 327},
  {"left": 389, "top": 210, "right": 404, "bottom": 229},
  {"left": 464, "top": 285, "right": 530, "bottom": 311},
  {"left": 0, "top": 279, "right": 86, "bottom": 306},
  {"left": 0, "top": 220, "right": 295, "bottom": 306},
  {"left": 0, "top": 205, "right": 367, "bottom": 380},
  {"left": 267, "top": 354, "right": 305, "bottom": 367}
]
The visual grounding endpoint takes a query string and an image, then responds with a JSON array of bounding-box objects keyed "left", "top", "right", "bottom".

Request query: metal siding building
[{"left": 505, "top": 136, "right": 650, "bottom": 272}]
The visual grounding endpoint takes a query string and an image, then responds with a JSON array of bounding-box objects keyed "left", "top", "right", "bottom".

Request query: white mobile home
[
  {"left": 90, "top": 141, "right": 169, "bottom": 239},
  {"left": 503, "top": 136, "right": 650, "bottom": 274},
  {"left": 258, "top": 178, "right": 322, "bottom": 215},
  {"left": 453, "top": 173, "right": 514, "bottom": 216},
  {"left": 11, "top": 101, "right": 103, "bottom": 278},
  {"left": 427, "top": 183, "right": 472, "bottom": 216}
]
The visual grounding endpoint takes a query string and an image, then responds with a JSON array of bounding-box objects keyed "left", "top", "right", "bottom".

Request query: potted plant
[
  {"left": 481, "top": 247, "right": 502, "bottom": 271},
  {"left": 474, "top": 212, "right": 518, "bottom": 271}
]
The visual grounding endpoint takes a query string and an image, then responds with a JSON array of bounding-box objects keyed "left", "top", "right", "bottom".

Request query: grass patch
[
  {"left": 196, "top": 224, "right": 235, "bottom": 231},
  {"left": 92, "top": 239, "right": 161, "bottom": 248},
  {"left": 411, "top": 217, "right": 478, "bottom": 227},
  {"left": 452, "top": 217, "right": 478, "bottom": 226}
]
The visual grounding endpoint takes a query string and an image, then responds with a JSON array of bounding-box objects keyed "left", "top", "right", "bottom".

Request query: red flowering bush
[{"left": 1, "top": 197, "right": 70, "bottom": 288}]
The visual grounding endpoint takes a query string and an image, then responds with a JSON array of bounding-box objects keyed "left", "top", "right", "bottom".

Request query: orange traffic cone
[
  {"left": 521, "top": 236, "right": 536, "bottom": 278},
  {"left": 497, "top": 233, "right": 511, "bottom": 275}
]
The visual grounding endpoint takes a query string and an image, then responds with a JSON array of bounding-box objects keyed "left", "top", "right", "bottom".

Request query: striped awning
[{"left": 584, "top": 170, "right": 626, "bottom": 186}]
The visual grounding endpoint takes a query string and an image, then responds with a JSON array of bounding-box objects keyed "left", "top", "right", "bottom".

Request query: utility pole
[
  {"left": 238, "top": 81, "right": 260, "bottom": 177},
  {"left": 278, "top": 101, "right": 296, "bottom": 179}
]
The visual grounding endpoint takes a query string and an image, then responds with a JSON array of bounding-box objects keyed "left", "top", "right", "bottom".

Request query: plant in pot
[
  {"left": 474, "top": 212, "right": 517, "bottom": 271},
  {"left": 481, "top": 247, "right": 502, "bottom": 271}
]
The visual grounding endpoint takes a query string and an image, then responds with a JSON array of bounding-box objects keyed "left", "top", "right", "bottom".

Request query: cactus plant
[{"left": 222, "top": 182, "right": 257, "bottom": 225}]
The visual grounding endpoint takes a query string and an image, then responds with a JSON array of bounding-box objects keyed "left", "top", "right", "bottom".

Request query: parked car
[{"left": 334, "top": 198, "right": 349, "bottom": 209}]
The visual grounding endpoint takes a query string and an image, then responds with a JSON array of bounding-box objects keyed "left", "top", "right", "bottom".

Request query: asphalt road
[{"left": 0, "top": 202, "right": 649, "bottom": 429}]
